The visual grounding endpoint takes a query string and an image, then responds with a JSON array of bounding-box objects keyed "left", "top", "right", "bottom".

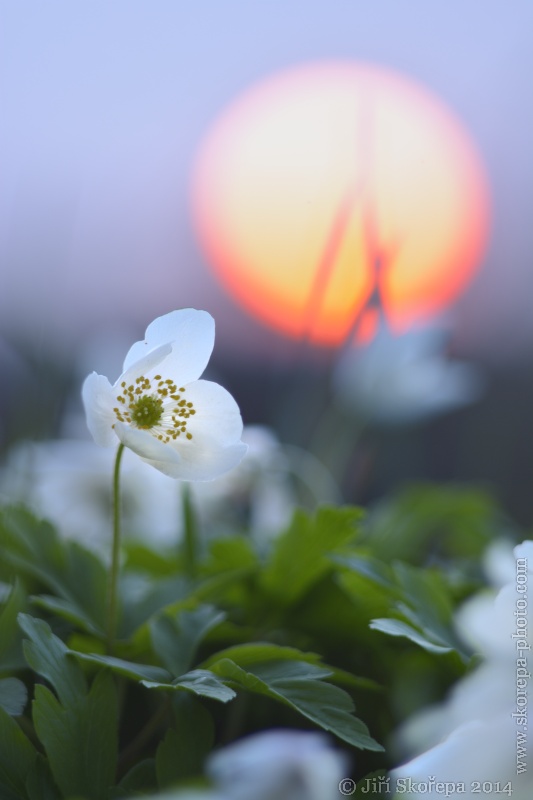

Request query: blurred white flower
[
  {"left": 192, "top": 425, "right": 295, "bottom": 539},
  {"left": 191, "top": 425, "right": 341, "bottom": 541},
  {"left": 124, "top": 730, "right": 348, "bottom": 800},
  {"left": 82, "top": 309, "right": 247, "bottom": 479},
  {"left": 0, "top": 438, "right": 181, "bottom": 549},
  {"left": 0, "top": 424, "right": 337, "bottom": 550},
  {"left": 333, "top": 322, "right": 484, "bottom": 425},
  {"left": 390, "top": 541, "right": 533, "bottom": 797},
  {"left": 207, "top": 729, "right": 349, "bottom": 800}
]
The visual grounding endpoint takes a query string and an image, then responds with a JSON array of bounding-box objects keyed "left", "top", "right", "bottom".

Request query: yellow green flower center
[
  {"left": 112, "top": 374, "right": 196, "bottom": 442},
  {"left": 130, "top": 395, "right": 163, "bottom": 427}
]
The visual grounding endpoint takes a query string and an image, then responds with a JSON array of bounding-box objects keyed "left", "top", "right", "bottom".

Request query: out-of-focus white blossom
[
  {"left": 0, "top": 438, "right": 181, "bottom": 549},
  {"left": 0, "top": 423, "right": 339, "bottom": 550},
  {"left": 191, "top": 425, "right": 295, "bottom": 538},
  {"left": 192, "top": 425, "right": 341, "bottom": 541},
  {"left": 207, "top": 729, "right": 349, "bottom": 800},
  {"left": 333, "top": 322, "right": 484, "bottom": 425},
  {"left": 82, "top": 309, "right": 247, "bottom": 479},
  {"left": 125, "top": 730, "right": 348, "bottom": 800},
  {"left": 390, "top": 541, "right": 533, "bottom": 798}
]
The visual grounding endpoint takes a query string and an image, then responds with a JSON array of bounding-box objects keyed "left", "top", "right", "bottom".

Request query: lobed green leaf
[
  {"left": 260, "top": 506, "right": 363, "bottom": 606},
  {"left": 0, "top": 705, "right": 37, "bottom": 800},
  {"left": 0, "top": 677, "right": 27, "bottom": 717},
  {"left": 19, "top": 613, "right": 87, "bottom": 707},
  {"left": 32, "top": 670, "right": 118, "bottom": 800}
]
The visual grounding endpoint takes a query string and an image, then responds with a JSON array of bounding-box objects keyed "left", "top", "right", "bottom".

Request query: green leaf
[
  {"left": 143, "top": 669, "right": 236, "bottom": 703},
  {"left": 71, "top": 651, "right": 172, "bottom": 684},
  {"left": 209, "top": 658, "right": 383, "bottom": 751},
  {"left": 0, "top": 677, "right": 27, "bottom": 716},
  {"left": 369, "top": 563, "right": 468, "bottom": 659},
  {"left": 18, "top": 614, "right": 87, "bottom": 705},
  {"left": 393, "top": 563, "right": 459, "bottom": 647},
  {"left": 331, "top": 553, "right": 395, "bottom": 591},
  {"left": 63, "top": 541, "right": 108, "bottom": 632},
  {"left": 260, "top": 506, "right": 362, "bottom": 605},
  {"left": 25, "top": 755, "right": 62, "bottom": 800},
  {"left": 124, "top": 541, "right": 181, "bottom": 576},
  {"left": 0, "top": 704, "right": 37, "bottom": 800},
  {"left": 155, "top": 697, "right": 215, "bottom": 790},
  {"left": 68, "top": 633, "right": 106, "bottom": 656},
  {"left": 19, "top": 614, "right": 87, "bottom": 707},
  {"left": 172, "top": 694, "right": 214, "bottom": 780},
  {"left": 0, "top": 507, "right": 67, "bottom": 594},
  {"left": 120, "top": 574, "right": 192, "bottom": 639},
  {"left": 242, "top": 659, "right": 332, "bottom": 682},
  {"left": 30, "top": 594, "right": 103, "bottom": 636},
  {"left": 204, "top": 537, "right": 258, "bottom": 573},
  {"left": 369, "top": 618, "right": 453, "bottom": 654},
  {"left": 363, "top": 484, "right": 497, "bottom": 564},
  {"left": 150, "top": 605, "right": 225, "bottom": 677},
  {"left": 201, "top": 642, "right": 322, "bottom": 671},
  {"left": 113, "top": 759, "right": 157, "bottom": 797},
  {"left": 268, "top": 677, "right": 382, "bottom": 751},
  {"left": 1, "top": 509, "right": 107, "bottom": 634},
  {"left": 156, "top": 729, "right": 187, "bottom": 789},
  {"left": 32, "top": 670, "right": 118, "bottom": 800},
  {"left": 0, "top": 579, "right": 26, "bottom": 670}
]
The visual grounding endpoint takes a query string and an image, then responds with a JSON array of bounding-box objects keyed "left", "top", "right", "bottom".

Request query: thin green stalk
[
  {"left": 107, "top": 442, "right": 125, "bottom": 654},
  {"left": 181, "top": 482, "right": 198, "bottom": 578}
]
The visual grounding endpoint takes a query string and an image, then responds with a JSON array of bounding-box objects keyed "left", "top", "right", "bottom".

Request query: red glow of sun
[{"left": 192, "top": 62, "right": 490, "bottom": 345}]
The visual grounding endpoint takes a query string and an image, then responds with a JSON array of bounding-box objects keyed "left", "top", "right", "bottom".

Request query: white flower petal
[
  {"left": 113, "top": 422, "right": 182, "bottom": 477},
  {"left": 122, "top": 309, "right": 215, "bottom": 385},
  {"left": 169, "top": 434, "right": 248, "bottom": 481},
  {"left": 182, "top": 380, "right": 244, "bottom": 446},
  {"left": 81, "top": 372, "right": 117, "bottom": 447},
  {"left": 117, "top": 342, "right": 171, "bottom": 388}
]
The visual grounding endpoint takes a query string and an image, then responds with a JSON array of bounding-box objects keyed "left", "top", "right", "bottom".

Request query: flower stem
[
  {"left": 181, "top": 483, "right": 198, "bottom": 578},
  {"left": 107, "top": 442, "right": 125, "bottom": 654}
]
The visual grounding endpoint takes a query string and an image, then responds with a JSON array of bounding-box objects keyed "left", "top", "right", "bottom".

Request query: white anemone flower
[
  {"left": 333, "top": 322, "right": 484, "bottom": 425},
  {"left": 82, "top": 309, "right": 247, "bottom": 479},
  {"left": 123, "top": 730, "right": 348, "bottom": 800},
  {"left": 207, "top": 729, "right": 349, "bottom": 800},
  {"left": 191, "top": 425, "right": 296, "bottom": 539},
  {"left": 0, "top": 439, "right": 181, "bottom": 549}
]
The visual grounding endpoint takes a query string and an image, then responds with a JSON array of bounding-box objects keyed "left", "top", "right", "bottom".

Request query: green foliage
[
  {"left": 0, "top": 704, "right": 37, "bottom": 800},
  {"left": 260, "top": 505, "right": 363, "bottom": 605},
  {"left": 142, "top": 670, "right": 237, "bottom": 703},
  {"left": 32, "top": 671, "right": 118, "bottom": 800},
  {"left": 150, "top": 606, "right": 225, "bottom": 677},
  {"left": 361, "top": 483, "right": 500, "bottom": 567},
  {"left": 0, "top": 507, "right": 108, "bottom": 635},
  {"left": 0, "top": 579, "right": 27, "bottom": 673},
  {"left": 18, "top": 614, "right": 119, "bottom": 799},
  {"left": 0, "top": 481, "right": 513, "bottom": 798},
  {"left": 0, "top": 677, "right": 27, "bottom": 716},
  {"left": 19, "top": 614, "right": 88, "bottom": 706},
  {"left": 208, "top": 657, "right": 382, "bottom": 751},
  {"left": 370, "top": 562, "right": 468, "bottom": 659}
]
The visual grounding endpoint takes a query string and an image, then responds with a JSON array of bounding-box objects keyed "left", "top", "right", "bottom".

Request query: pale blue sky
[{"left": 1, "top": 0, "right": 532, "bottom": 364}]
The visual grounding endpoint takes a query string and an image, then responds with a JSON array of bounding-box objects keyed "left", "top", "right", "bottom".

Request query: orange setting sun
[{"left": 192, "top": 62, "right": 490, "bottom": 346}]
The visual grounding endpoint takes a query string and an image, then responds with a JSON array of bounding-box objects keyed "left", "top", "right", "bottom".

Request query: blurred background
[{"left": 1, "top": 0, "right": 532, "bottom": 528}]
